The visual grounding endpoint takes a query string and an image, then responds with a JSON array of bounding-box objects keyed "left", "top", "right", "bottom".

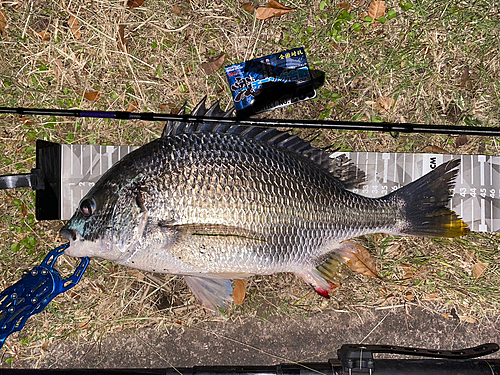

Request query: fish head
[{"left": 60, "top": 177, "right": 148, "bottom": 261}]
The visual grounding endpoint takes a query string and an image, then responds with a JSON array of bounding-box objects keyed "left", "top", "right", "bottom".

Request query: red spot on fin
[{"left": 314, "top": 286, "right": 331, "bottom": 298}]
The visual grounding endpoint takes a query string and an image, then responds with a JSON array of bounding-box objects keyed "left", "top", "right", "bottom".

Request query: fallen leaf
[
  {"left": 202, "top": 53, "right": 225, "bottom": 75},
  {"left": 459, "top": 65, "right": 472, "bottom": 89},
  {"left": 117, "top": 24, "right": 128, "bottom": 53},
  {"left": 256, "top": 0, "right": 295, "bottom": 20},
  {"left": 422, "top": 145, "right": 447, "bottom": 154},
  {"left": 459, "top": 315, "right": 477, "bottom": 324},
  {"left": 127, "top": 0, "right": 145, "bottom": 9},
  {"left": 68, "top": 14, "right": 81, "bottom": 39},
  {"left": 126, "top": 100, "right": 138, "bottom": 112},
  {"left": 84, "top": 91, "right": 101, "bottom": 102},
  {"left": 404, "top": 291, "right": 414, "bottom": 301},
  {"left": 420, "top": 46, "right": 431, "bottom": 56},
  {"left": 232, "top": 279, "right": 246, "bottom": 305},
  {"left": 158, "top": 103, "right": 176, "bottom": 111},
  {"left": 37, "top": 29, "right": 50, "bottom": 40},
  {"left": 368, "top": 0, "right": 386, "bottom": 19},
  {"left": 41, "top": 339, "right": 49, "bottom": 351},
  {"left": 0, "top": 9, "right": 7, "bottom": 36},
  {"left": 242, "top": 3, "right": 256, "bottom": 13},
  {"left": 337, "top": 2, "right": 351, "bottom": 11},
  {"left": 172, "top": 4, "right": 182, "bottom": 15},
  {"left": 79, "top": 322, "right": 90, "bottom": 329},
  {"left": 399, "top": 264, "right": 415, "bottom": 279},
  {"left": 343, "top": 243, "right": 380, "bottom": 278},
  {"left": 454, "top": 135, "right": 468, "bottom": 148},
  {"left": 472, "top": 261, "right": 487, "bottom": 279},
  {"left": 367, "top": 0, "right": 385, "bottom": 27},
  {"left": 374, "top": 96, "right": 395, "bottom": 113}
]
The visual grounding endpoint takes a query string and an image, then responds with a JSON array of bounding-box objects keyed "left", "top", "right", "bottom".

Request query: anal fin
[
  {"left": 184, "top": 276, "right": 233, "bottom": 313},
  {"left": 297, "top": 256, "right": 343, "bottom": 299}
]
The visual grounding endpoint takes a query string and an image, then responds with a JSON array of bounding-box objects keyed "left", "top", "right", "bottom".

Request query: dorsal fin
[{"left": 161, "top": 98, "right": 365, "bottom": 188}]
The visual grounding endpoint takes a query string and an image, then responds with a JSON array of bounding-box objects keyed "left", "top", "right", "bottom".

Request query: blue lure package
[{"left": 225, "top": 48, "right": 316, "bottom": 117}]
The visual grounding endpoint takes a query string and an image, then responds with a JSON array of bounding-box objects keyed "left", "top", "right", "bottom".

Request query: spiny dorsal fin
[{"left": 161, "top": 98, "right": 365, "bottom": 188}]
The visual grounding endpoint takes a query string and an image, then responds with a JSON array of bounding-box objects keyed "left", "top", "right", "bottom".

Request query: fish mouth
[
  {"left": 60, "top": 227, "right": 87, "bottom": 257},
  {"left": 60, "top": 227, "right": 79, "bottom": 242}
]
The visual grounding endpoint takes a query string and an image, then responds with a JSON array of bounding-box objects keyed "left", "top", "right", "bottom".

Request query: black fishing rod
[
  {"left": 0, "top": 106, "right": 499, "bottom": 137},
  {"left": 1, "top": 344, "right": 499, "bottom": 375}
]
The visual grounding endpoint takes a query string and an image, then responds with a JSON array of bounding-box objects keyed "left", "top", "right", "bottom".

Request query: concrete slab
[{"left": 10, "top": 305, "right": 499, "bottom": 369}]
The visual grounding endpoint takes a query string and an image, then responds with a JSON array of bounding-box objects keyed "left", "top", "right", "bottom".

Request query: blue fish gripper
[{"left": 0, "top": 243, "right": 89, "bottom": 349}]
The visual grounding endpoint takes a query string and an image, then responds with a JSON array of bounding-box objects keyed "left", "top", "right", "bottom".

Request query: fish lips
[
  {"left": 60, "top": 227, "right": 79, "bottom": 242},
  {"left": 60, "top": 226, "right": 88, "bottom": 257}
]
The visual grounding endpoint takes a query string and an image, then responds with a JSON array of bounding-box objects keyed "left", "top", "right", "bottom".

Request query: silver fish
[{"left": 60, "top": 98, "right": 469, "bottom": 310}]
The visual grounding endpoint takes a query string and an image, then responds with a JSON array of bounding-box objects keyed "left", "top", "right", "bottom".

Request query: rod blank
[{"left": 1, "top": 106, "right": 499, "bottom": 137}]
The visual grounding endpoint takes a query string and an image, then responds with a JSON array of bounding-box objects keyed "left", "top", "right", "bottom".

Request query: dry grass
[{"left": 0, "top": 0, "right": 499, "bottom": 365}]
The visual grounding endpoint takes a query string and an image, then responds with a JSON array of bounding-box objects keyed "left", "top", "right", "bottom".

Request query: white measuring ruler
[{"left": 60, "top": 145, "right": 500, "bottom": 233}]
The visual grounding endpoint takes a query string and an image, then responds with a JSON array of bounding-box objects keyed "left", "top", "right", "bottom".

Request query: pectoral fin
[{"left": 184, "top": 276, "right": 233, "bottom": 312}]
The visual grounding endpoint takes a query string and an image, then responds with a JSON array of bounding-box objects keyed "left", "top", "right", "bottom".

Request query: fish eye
[{"left": 80, "top": 197, "right": 96, "bottom": 217}]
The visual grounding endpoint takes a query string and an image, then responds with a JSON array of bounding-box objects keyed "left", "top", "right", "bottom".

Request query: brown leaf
[
  {"left": 126, "top": 100, "right": 138, "bottom": 112},
  {"left": 343, "top": 243, "right": 380, "bottom": 278},
  {"left": 79, "top": 321, "right": 90, "bottom": 329},
  {"left": 422, "top": 145, "right": 448, "bottom": 154},
  {"left": 368, "top": 0, "right": 386, "bottom": 19},
  {"left": 374, "top": 96, "right": 395, "bottom": 113},
  {"left": 68, "top": 14, "right": 81, "bottom": 39},
  {"left": 232, "top": 279, "right": 246, "bottom": 305},
  {"left": 454, "top": 135, "right": 468, "bottom": 148},
  {"left": 37, "top": 30, "right": 50, "bottom": 40},
  {"left": 256, "top": 0, "right": 295, "bottom": 20},
  {"left": 459, "top": 65, "right": 472, "bottom": 89},
  {"left": 84, "top": 91, "right": 101, "bottom": 102},
  {"left": 158, "top": 103, "right": 176, "bottom": 111},
  {"left": 127, "top": 0, "right": 145, "bottom": 9},
  {"left": 472, "top": 261, "right": 487, "bottom": 279},
  {"left": 202, "top": 53, "right": 225, "bottom": 75},
  {"left": 117, "top": 24, "right": 128, "bottom": 53},
  {"left": 405, "top": 291, "right": 414, "bottom": 301},
  {"left": 399, "top": 264, "right": 415, "bottom": 279},
  {"left": 337, "top": 2, "right": 351, "bottom": 11},
  {"left": 172, "top": 4, "right": 182, "bottom": 15},
  {"left": 0, "top": 9, "right": 7, "bottom": 37},
  {"left": 242, "top": 3, "right": 256, "bottom": 13}
]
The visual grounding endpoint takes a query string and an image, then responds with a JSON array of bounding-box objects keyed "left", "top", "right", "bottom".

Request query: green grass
[{"left": 0, "top": 0, "right": 499, "bottom": 364}]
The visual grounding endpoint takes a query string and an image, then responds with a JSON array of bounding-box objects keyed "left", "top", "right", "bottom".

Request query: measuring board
[{"left": 57, "top": 143, "right": 500, "bottom": 233}]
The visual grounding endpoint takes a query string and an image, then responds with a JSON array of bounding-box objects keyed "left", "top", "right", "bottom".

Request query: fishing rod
[{"left": 1, "top": 106, "right": 499, "bottom": 137}]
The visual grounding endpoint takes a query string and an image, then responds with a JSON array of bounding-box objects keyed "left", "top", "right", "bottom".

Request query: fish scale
[{"left": 60, "top": 99, "right": 469, "bottom": 311}]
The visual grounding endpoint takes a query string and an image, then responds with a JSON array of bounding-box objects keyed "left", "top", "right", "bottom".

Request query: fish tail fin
[{"left": 389, "top": 158, "right": 469, "bottom": 237}]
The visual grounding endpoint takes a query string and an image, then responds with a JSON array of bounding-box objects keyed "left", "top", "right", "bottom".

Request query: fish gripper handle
[{"left": 0, "top": 243, "right": 89, "bottom": 349}]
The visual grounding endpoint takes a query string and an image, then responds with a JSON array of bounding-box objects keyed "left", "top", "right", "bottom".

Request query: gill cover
[{"left": 111, "top": 185, "right": 149, "bottom": 256}]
